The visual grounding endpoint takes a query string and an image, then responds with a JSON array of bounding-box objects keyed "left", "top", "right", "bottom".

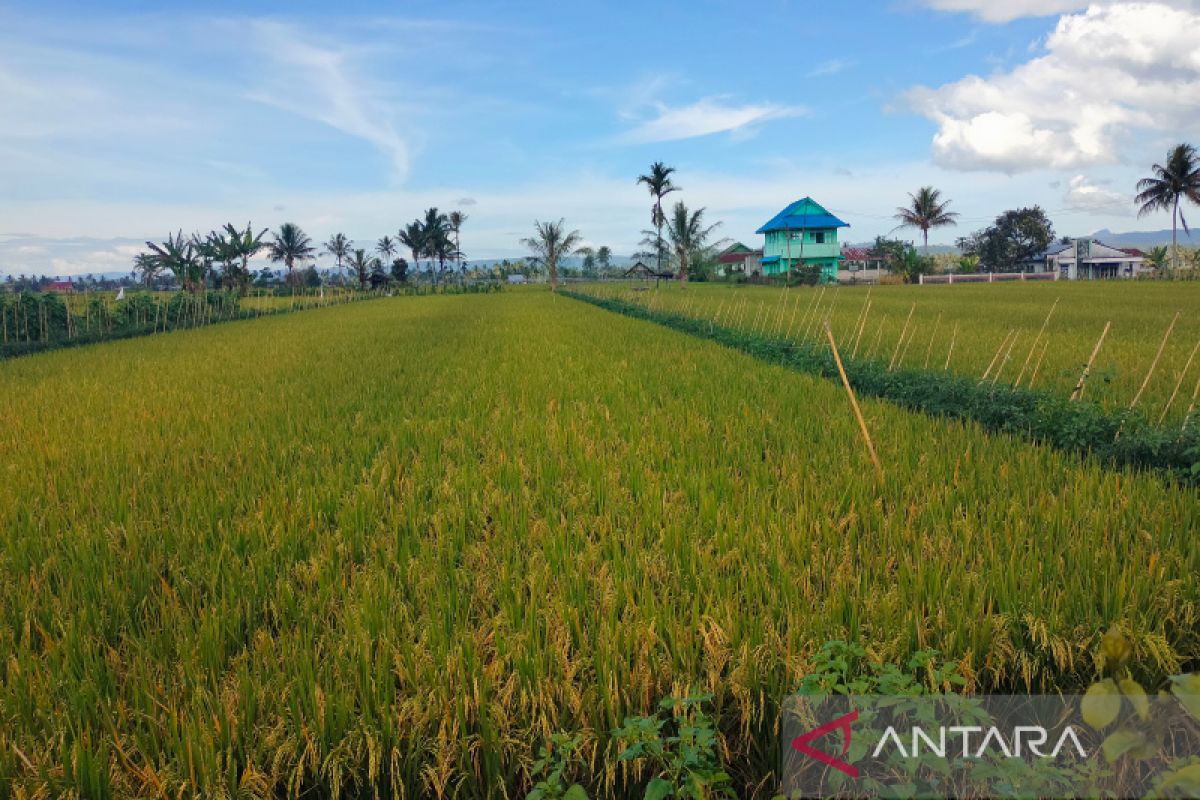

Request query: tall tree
[
  {"left": 1136, "top": 144, "right": 1200, "bottom": 270},
  {"left": 221, "top": 222, "right": 269, "bottom": 295},
  {"left": 596, "top": 245, "right": 612, "bottom": 272},
  {"left": 347, "top": 249, "right": 375, "bottom": 289},
  {"left": 268, "top": 223, "right": 315, "bottom": 287},
  {"left": 376, "top": 236, "right": 397, "bottom": 272},
  {"left": 636, "top": 161, "right": 679, "bottom": 275},
  {"left": 132, "top": 252, "right": 162, "bottom": 288},
  {"left": 323, "top": 233, "right": 352, "bottom": 281},
  {"left": 957, "top": 207, "right": 1054, "bottom": 272},
  {"left": 145, "top": 231, "right": 205, "bottom": 293},
  {"left": 398, "top": 222, "right": 425, "bottom": 280},
  {"left": 665, "top": 201, "right": 723, "bottom": 284},
  {"left": 420, "top": 208, "right": 451, "bottom": 282},
  {"left": 448, "top": 211, "right": 468, "bottom": 273},
  {"left": 894, "top": 186, "right": 959, "bottom": 255},
  {"left": 521, "top": 219, "right": 583, "bottom": 292}
]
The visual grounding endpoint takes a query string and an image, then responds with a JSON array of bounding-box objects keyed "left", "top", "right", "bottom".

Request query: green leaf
[
  {"left": 1082, "top": 679, "right": 1121, "bottom": 729},
  {"left": 644, "top": 777, "right": 674, "bottom": 800},
  {"left": 1170, "top": 674, "right": 1200, "bottom": 720},
  {"left": 1119, "top": 677, "right": 1150, "bottom": 720},
  {"left": 564, "top": 784, "right": 590, "bottom": 800},
  {"left": 1102, "top": 728, "right": 1146, "bottom": 762},
  {"left": 1159, "top": 764, "right": 1200, "bottom": 794}
]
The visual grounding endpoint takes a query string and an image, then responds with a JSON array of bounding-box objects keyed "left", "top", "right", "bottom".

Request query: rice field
[
  {"left": 587, "top": 281, "right": 1200, "bottom": 426},
  {"left": 1, "top": 290, "right": 1198, "bottom": 797}
]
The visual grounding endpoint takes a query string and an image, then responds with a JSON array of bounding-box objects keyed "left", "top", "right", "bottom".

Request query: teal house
[{"left": 755, "top": 197, "right": 849, "bottom": 282}]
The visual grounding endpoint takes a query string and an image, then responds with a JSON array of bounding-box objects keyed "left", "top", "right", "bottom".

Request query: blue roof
[
  {"left": 760, "top": 255, "right": 781, "bottom": 264},
  {"left": 756, "top": 197, "right": 849, "bottom": 234}
]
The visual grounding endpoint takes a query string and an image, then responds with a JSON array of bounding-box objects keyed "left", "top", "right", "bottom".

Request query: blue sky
[{"left": 1, "top": 0, "right": 1197, "bottom": 274}]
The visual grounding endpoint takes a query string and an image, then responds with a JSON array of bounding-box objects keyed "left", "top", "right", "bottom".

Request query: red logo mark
[{"left": 791, "top": 710, "right": 860, "bottom": 778}]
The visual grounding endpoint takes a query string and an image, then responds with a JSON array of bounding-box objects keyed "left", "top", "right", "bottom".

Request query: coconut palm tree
[
  {"left": 376, "top": 236, "right": 396, "bottom": 273},
  {"left": 894, "top": 187, "right": 959, "bottom": 255},
  {"left": 398, "top": 222, "right": 425, "bottom": 281},
  {"left": 323, "top": 233, "right": 352, "bottom": 281},
  {"left": 448, "top": 211, "right": 468, "bottom": 273},
  {"left": 596, "top": 245, "right": 612, "bottom": 272},
  {"left": 1136, "top": 144, "right": 1200, "bottom": 270},
  {"left": 268, "top": 223, "right": 315, "bottom": 287},
  {"left": 346, "top": 249, "right": 376, "bottom": 290},
  {"left": 636, "top": 161, "right": 679, "bottom": 275},
  {"left": 132, "top": 252, "right": 162, "bottom": 288},
  {"left": 665, "top": 201, "right": 723, "bottom": 284},
  {"left": 521, "top": 219, "right": 583, "bottom": 292},
  {"left": 421, "top": 208, "right": 451, "bottom": 282}
]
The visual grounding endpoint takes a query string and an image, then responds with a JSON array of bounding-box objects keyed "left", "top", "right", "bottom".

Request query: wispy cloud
[
  {"left": 806, "top": 59, "right": 854, "bottom": 77},
  {"left": 619, "top": 98, "right": 806, "bottom": 144},
  {"left": 245, "top": 21, "right": 412, "bottom": 181}
]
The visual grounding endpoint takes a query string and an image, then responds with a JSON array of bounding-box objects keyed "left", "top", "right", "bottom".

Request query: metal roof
[{"left": 756, "top": 197, "right": 849, "bottom": 234}]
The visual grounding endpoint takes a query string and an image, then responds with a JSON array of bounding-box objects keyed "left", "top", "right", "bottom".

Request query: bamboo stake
[
  {"left": 991, "top": 330, "right": 1021, "bottom": 385},
  {"left": 867, "top": 314, "right": 888, "bottom": 360},
  {"left": 852, "top": 299, "right": 873, "bottom": 359},
  {"left": 785, "top": 292, "right": 803, "bottom": 339},
  {"left": 980, "top": 329, "right": 1016, "bottom": 382},
  {"left": 825, "top": 321, "right": 884, "bottom": 485},
  {"left": 800, "top": 287, "right": 826, "bottom": 341},
  {"left": 889, "top": 303, "right": 916, "bottom": 371},
  {"left": 1129, "top": 311, "right": 1180, "bottom": 410},
  {"left": 1071, "top": 321, "right": 1112, "bottom": 401},
  {"left": 1158, "top": 336, "right": 1200, "bottom": 425},
  {"left": 921, "top": 313, "right": 942, "bottom": 370},
  {"left": 804, "top": 288, "right": 831, "bottom": 342},
  {"left": 898, "top": 321, "right": 919, "bottom": 370},
  {"left": 1180, "top": 372, "right": 1200, "bottom": 434},
  {"left": 1014, "top": 298, "right": 1059, "bottom": 387},
  {"left": 944, "top": 323, "right": 959, "bottom": 371},
  {"left": 1029, "top": 337, "right": 1050, "bottom": 388}
]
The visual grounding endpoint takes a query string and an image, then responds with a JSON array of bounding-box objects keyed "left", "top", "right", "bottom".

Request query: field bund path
[{"left": 1, "top": 291, "right": 1197, "bottom": 797}]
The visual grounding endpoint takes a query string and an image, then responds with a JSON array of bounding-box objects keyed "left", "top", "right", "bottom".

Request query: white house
[{"left": 1043, "top": 239, "right": 1149, "bottom": 280}]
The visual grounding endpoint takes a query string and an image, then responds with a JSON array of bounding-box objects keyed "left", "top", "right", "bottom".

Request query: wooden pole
[
  {"left": 785, "top": 292, "right": 803, "bottom": 339},
  {"left": 1158, "top": 336, "right": 1200, "bottom": 425},
  {"left": 825, "top": 321, "right": 884, "bottom": 485},
  {"left": 1029, "top": 337, "right": 1050, "bottom": 388},
  {"left": 852, "top": 298, "right": 873, "bottom": 358},
  {"left": 889, "top": 303, "right": 916, "bottom": 371},
  {"left": 922, "top": 313, "right": 942, "bottom": 370},
  {"left": 1014, "top": 298, "right": 1059, "bottom": 387},
  {"left": 980, "top": 329, "right": 1016, "bottom": 382},
  {"left": 944, "top": 323, "right": 959, "bottom": 371},
  {"left": 1071, "top": 321, "right": 1112, "bottom": 401},
  {"left": 1180, "top": 372, "right": 1200, "bottom": 434},
  {"left": 1129, "top": 311, "right": 1180, "bottom": 410},
  {"left": 991, "top": 330, "right": 1021, "bottom": 384}
]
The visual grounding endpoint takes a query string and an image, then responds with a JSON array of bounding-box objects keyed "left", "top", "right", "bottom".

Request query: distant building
[
  {"left": 44, "top": 280, "right": 75, "bottom": 293},
  {"left": 506, "top": 274, "right": 528, "bottom": 284},
  {"left": 756, "top": 197, "right": 849, "bottom": 282},
  {"left": 1039, "top": 239, "right": 1149, "bottom": 280},
  {"left": 715, "top": 242, "right": 762, "bottom": 276}
]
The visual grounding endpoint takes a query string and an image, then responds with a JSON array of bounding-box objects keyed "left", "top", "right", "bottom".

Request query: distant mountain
[{"left": 1089, "top": 228, "right": 1197, "bottom": 249}]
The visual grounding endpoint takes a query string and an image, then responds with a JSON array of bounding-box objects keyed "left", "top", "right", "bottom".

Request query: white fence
[{"left": 918, "top": 271, "right": 1058, "bottom": 285}]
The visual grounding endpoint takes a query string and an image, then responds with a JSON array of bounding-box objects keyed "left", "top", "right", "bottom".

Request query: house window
[
  {"left": 814, "top": 231, "right": 826, "bottom": 244},
  {"left": 789, "top": 232, "right": 803, "bottom": 241}
]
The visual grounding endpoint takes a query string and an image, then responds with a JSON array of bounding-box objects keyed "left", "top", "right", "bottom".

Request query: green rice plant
[
  {"left": 1, "top": 291, "right": 1198, "bottom": 797},
  {"left": 586, "top": 281, "right": 1200, "bottom": 427}
]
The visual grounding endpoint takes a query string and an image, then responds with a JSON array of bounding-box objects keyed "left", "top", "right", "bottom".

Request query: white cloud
[
  {"left": 919, "top": 0, "right": 1089, "bottom": 23},
  {"left": 246, "top": 21, "right": 411, "bottom": 181},
  {"left": 907, "top": 2, "right": 1200, "bottom": 172},
  {"left": 806, "top": 59, "right": 854, "bottom": 77},
  {"left": 1063, "top": 174, "right": 1130, "bottom": 213},
  {"left": 619, "top": 98, "right": 806, "bottom": 144}
]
